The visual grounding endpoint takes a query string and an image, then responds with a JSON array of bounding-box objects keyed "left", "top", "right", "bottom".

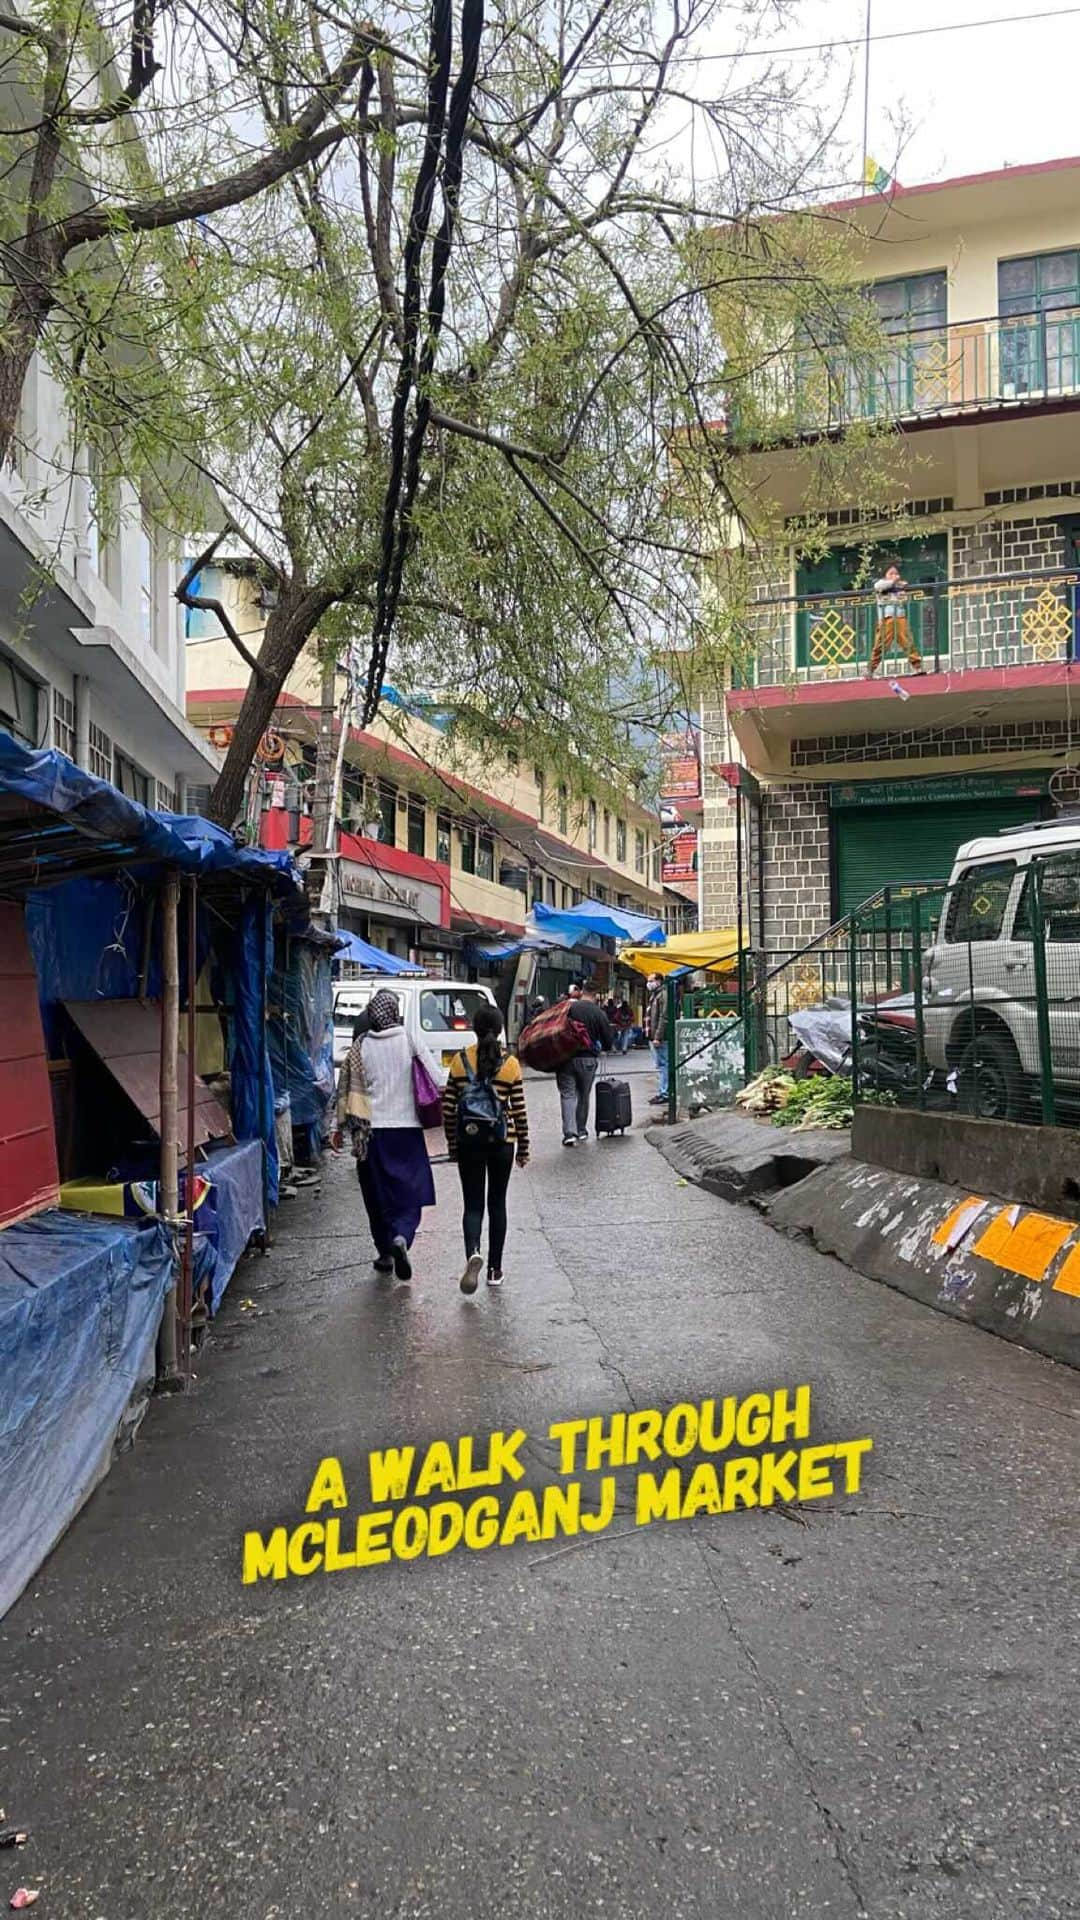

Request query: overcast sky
[{"left": 687, "top": 0, "right": 1080, "bottom": 197}]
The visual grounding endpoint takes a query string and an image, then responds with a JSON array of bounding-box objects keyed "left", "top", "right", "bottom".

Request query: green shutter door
[{"left": 834, "top": 798, "right": 1037, "bottom": 919}]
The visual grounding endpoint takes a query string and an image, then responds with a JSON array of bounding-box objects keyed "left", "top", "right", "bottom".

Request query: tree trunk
[{"left": 207, "top": 583, "right": 335, "bottom": 828}]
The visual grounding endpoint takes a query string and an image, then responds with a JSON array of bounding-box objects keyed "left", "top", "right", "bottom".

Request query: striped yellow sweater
[{"left": 442, "top": 1046, "right": 530, "bottom": 1157}]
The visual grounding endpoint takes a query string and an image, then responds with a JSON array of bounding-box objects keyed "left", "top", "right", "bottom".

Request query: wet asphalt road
[{"left": 1, "top": 1053, "right": 1079, "bottom": 1920}]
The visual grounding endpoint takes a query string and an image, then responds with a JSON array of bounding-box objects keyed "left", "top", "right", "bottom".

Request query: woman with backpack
[
  {"left": 442, "top": 1004, "right": 530, "bottom": 1295},
  {"left": 333, "top": 989, "right": 440, "bottom": 1281}
]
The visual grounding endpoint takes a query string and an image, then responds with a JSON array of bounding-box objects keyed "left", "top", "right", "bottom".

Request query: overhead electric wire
[{"left": 618, "top": 4, "right": 1080, "bottom": 70}]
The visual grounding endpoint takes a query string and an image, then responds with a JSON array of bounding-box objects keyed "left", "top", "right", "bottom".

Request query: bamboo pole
[
  {"left": 156, "top": 871, "right": 181, "bottom": 1383},
  {"left": 178, "top": 874, "right": 198, "bottom": 1377}
]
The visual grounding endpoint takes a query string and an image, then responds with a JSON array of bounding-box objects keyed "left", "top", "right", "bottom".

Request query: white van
[
  {"left": 922, "top": 817, "right": 1080, "bottom": 1118},
  {"left": 332, "top": 977, "right": 500, "bottom": 1071}
]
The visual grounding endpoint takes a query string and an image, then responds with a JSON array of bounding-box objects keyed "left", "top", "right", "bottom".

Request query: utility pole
[{"left": 308, "top": 651, "right": 339, "bottom": 928}]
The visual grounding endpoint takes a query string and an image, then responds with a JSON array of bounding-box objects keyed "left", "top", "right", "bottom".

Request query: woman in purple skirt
[{"left": 334, "top": 989, "right": 439, "bottom": 1280}]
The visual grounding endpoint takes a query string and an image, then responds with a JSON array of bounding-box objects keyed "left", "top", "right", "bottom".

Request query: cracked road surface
[{"left": 2, "top": 1057, "right": 1079, "bottom": 1918}]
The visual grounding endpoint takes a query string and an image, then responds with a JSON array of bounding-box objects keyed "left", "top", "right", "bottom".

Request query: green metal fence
[{"left": 848, "top": 860, "right": 1080, "bottom": 1126}]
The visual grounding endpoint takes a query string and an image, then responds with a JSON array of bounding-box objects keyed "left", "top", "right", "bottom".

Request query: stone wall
[
  {"left": 760, "top": 784, "right": 831, "bottom": 951},
  {"left": 791, "top": 714, "right": 1069, "bottom": 771},
  {"left": 949, "top": 517, "right": 1072, "bottom": 670}
]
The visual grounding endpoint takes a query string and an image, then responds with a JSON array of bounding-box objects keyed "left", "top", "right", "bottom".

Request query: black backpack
[{"left": 457, "top": 1055, "right": 507, "bottom": 1144}]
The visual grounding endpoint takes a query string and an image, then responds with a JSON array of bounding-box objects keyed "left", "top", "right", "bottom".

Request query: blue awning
[
  {"left": 528, "top": 899, "right": 664, "bottom": 947},
  {"left": 0, "top": 731, "right": 303, "bottom": 901},
  {"left": 333, "top": 930, "right": 424, "bottom": 974}
]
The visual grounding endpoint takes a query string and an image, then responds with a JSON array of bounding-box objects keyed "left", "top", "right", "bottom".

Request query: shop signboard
[
  {"left": 662, "top": 826, "right": 698, "bottom": 884},
  {"left": 660, "top": 730, "right": 701, "bottom": 802}
]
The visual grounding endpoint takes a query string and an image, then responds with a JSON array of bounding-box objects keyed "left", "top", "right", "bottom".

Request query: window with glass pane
[
  {"left": 139, "top": 513, "right": 156, "bottom": 650},
  {"left": 477, "top": 834, "right": 494, "bottom": 880},
  {"left": 436, "top": 812, "right": 451, "bottom": 864},
  {"left": 588, "top": 799, "right": 597, "bottom": 848},
  {"left": 378, "top": 783, "right": 397, "bottom": 844},
  {"left": 616, "top": 818, "right": 627, "bottom": 862},
  {"left": 635, "top": 829, "right": 646, "bottom": 873},
  {"left": 1014, "top": 854, "right": 1080, "bottom": 943},
  {"left": 945, "top": 861, "right": 1016, "bottom": 943},
  {"left": 531, "top": 872, "right": 543, "bottom": 906},
  {"left": 460, "top": 827, "right": 476, "bottom": 873},
  {"left": 545, "top": 875, "right": 556, "bottom": 904},
  {"left": 52, "top": 689, "right": 75, "bottom": 759},
  {"left": 603, "top": 809, "right": 611, "bottom": 854},
  {"left": 407, "top": 794, "right": 426, "bottom": 857},
  {"left": 88, "top": 721, "right": 112, "bottom": 781},
  {"left": 558, "top": 783, "right": 568, "bottom": 834},
  {"left": 115, "top": 750, "right": 151, "bottom": 806},
  {"left": 864, "top": 272, "right": 947, "bottom": 417},
  {"left": 419, "top": 988, "right": 491, "bottom": 1033},
  {"left": 535, "top": 769, "right": 545, "bottom": 820},
  {"left": 0, "top": 656, "right": 40, "bottom": 746},
  {"left": 999, "top": 251, "right": 1080, "bottom": 396}
]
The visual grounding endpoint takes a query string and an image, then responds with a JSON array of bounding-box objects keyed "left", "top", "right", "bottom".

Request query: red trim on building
[
  {"left": 188, "top": 687, "right": 620, "bottom": 871},
  {"left": 726, "top": 659, "right": 1075, "bottom": 718},
  {"left": 822, "top": 153, "right": 1080, "bottom": 218}
]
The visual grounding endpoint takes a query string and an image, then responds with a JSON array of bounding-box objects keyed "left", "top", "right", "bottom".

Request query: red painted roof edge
[
  {"left": 820, "top": 152, "right": 1080, "bottom": 218},
  {"left": 727, "top": 659, "right": 1073, "bottom": 713}
]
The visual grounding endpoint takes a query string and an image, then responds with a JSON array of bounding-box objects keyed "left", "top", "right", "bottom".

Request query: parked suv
[
  {"left": 332, "top": 977, "right": 499, "bottom": 1070},
  {"left": 922, "top": 818, "right": 1080, "bottom": 1119}
]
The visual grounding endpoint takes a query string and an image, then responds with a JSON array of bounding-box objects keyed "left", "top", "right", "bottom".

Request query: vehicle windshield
[{"left": 419, "top": 989, "right": 491, "bottom": 1033}]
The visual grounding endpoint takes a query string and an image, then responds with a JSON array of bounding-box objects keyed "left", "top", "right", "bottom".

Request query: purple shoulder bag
[{"left": 411, "top": 1053, "right": 443, "bottom": 1129}]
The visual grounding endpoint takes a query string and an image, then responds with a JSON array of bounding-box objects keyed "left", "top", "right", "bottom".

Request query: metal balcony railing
[
  {"left": 732, "top": 567, "right": 1080, "bottom": 688},
  {"left": 730, "top": 310, "right": 1080, "bottom": 440}
]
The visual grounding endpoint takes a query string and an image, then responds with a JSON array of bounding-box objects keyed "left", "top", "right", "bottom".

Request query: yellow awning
[{"left": 618, "top": 929, "right": 742, "bottom": 978}]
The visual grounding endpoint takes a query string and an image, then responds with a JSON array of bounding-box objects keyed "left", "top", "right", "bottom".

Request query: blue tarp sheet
[
  {"left": 201, "top": 1140, "right": 264, "bottom": 1312},
  {"left": 0, "top": 1210, "right": 172, "bottom": 1619},
  {"left": 528, "top": 899, "right": 665, "bottom": 946},
  {"left": 333, "top": 931, "right": 422, "bottom": 973},
  {"left": 269, "top": 939, "right": 335, "bottom": 1131},
  {"left": 0, "top": 733, "right": 303, "bottom": 900}
]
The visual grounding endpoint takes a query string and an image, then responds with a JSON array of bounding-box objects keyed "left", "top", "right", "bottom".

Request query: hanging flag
[{"left": 863, "top": 156, "right": 892, "bottom": 193}]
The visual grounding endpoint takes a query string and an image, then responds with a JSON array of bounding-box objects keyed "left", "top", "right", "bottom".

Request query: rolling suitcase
[{"left": 594, "top": 1062, "right": 632, "bottom": 1137}]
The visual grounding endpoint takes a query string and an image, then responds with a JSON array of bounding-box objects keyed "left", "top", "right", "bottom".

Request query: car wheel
[{"left": 957, "top": 1030, "right": 1026, "bottom": 1122}]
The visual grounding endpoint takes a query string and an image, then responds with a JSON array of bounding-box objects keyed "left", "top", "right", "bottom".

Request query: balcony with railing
[
  {"left": 730, "top": 311, "right": 1080, "bottom": 442},
  {"left": 726, "top": 567, "right": 1080, "bottom": 774}
]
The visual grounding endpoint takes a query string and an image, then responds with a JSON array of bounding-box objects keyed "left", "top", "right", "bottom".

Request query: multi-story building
[
  {"left": 184, "top": 556, "right": 665, "bottom": 975},
  {"left": 1, "top": 350, "right": 219, "bottom": 806},
  {"left": 699, "top": 154, "right": 1080, "bottom": 953}
]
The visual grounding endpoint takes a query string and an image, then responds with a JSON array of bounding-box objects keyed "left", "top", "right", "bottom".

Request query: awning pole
[
  {"left": 178, "top": 874, "right": 198, "bottom": 1379},
  {"left": 156, "top": 871, "right": 181, "bottom": 1385}
]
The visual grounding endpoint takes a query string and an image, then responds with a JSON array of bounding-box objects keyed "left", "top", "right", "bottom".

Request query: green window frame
[{"left": 999, "top": 250, "right": 1080, "bottom": 396}]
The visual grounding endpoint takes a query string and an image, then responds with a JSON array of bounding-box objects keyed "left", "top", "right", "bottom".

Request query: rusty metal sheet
[{"left": 62, "top": 1000, "right": 233, "bottom": 1150}]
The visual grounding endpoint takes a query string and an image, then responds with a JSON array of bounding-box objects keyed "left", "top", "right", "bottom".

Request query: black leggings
[{"left": 457, "top": 1141, "right": 515, "bottom": 1271}]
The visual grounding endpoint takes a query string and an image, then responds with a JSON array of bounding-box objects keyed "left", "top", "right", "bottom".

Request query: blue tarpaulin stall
[
  {"left": 0, "top": 1210, "right": 172, "bottom": 1618},
  {"left": 526, "top": 899, "right": 665, "bottom": 947},
  {"left": 333, "top": 929, "right": 423, "bottom": 974},
  {"left": 200, "top": 1141, "right": 266, "bottom": 1313}
]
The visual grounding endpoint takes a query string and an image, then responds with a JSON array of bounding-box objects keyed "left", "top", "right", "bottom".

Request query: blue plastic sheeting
[
  {"left": 333, "top": 930, "right": 422, "bottom": 973},
  {"left": 269, "top": 939, "right": 335, "bottom": 1130},
  {"left": 0, "top": 733, "right": 303, "bottom": 900},
  {"left": 201, "top": 1140, "right": 264, "bottom": 1311},
  {"left": 231, "top": 896, "right": 277, "bottom": 1208},
  {"left": 528, "top": 899, "right": 665, "bottom": 946},
  {"left": 0, "top": 1210, "right": 172, "bottom": 1620}
]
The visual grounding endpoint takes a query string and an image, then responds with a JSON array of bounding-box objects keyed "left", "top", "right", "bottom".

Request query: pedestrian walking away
[
  {"left": 646, "top": 972, "right": 669, "bottom": 1106},
  {"left": 442, "top": 1005, "right": 530, "bottom": 1293},
  {"left": 333, "top": 989, "right": 440, "bottom": 1280},
  {"left": 555, "top": 983, "right": 614, "bottom": 1145}
]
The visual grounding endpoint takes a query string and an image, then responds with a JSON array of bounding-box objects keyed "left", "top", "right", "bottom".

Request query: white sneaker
[
  {"left": 487, "top": 1269, "right": 504, "bottom": 1289},
  {"left": 460, "top": 1252, "right": 483, "bottom": 1295}
]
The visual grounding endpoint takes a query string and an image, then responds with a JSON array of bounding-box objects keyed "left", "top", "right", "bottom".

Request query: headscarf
[{"left": 367, "top": 989, "right": 402, "bottom": 1031}]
